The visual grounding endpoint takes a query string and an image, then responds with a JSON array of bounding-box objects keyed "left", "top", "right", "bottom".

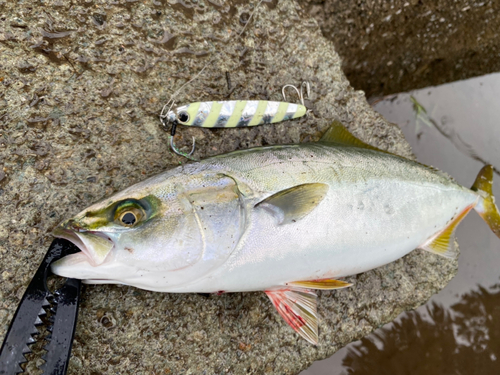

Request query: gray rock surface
[
  {"left": 305, "top": 0, "right": 500, "bottom": 97},
  {"left": 0, "top": 0, "right": 455, "bottom": 374}
]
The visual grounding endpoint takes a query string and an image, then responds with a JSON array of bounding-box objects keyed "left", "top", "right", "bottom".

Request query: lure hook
[
  {"left": 282, "top": 81, "right": 310, "bottom": 106},
  {"left": 301, "top": 81, "right": 311, "bottom": 102},
  {"left": 160, "top": 99, "right": 198, "bottom": 160},
  {"left": 169, "top": 134, "right": 197, "bottom": 160}
]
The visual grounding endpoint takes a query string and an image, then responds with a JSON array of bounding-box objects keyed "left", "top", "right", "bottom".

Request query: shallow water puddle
[{"left": 302, "top": 72, "right": 500, "bottom": 374}]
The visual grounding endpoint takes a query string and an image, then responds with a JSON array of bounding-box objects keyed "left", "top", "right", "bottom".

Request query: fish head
[{"left": 51, "top": 169, "right": 246, "bottom": 291}]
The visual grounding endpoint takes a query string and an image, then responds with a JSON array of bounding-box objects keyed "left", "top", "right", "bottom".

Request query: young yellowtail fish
[
  {"left": 51, "top": 122, "right": 500, "bottom": 345},
  {"left": 160, "top": 82, "right": 310, "bottom": 158}
]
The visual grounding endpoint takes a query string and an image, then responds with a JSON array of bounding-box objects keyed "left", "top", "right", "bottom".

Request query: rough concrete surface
[
  {"left": 0, "top": 0, "right": 455, "bottom": 374},
  {"left": 305, "top": 0, "right": 500, "bottom": 97}
]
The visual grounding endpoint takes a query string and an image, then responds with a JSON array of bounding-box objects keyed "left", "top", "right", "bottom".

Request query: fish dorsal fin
[
  {"left": 287, "top": 278, "right": 352, "bottom": 290},
  {"left": 320, "top": 121, "right": 388, "bottom": 153},
  {"left": 265, "top": 288, "right": 319, "bottom": 345},
  {"left": 321, "top": 122, "right": 451, "bottom": 176},
  {"left": 419, "top": 204, "right": 475, "bottom": 258},
  {"left": 256, "top": 183, "right": 329, "bottom": 225}
]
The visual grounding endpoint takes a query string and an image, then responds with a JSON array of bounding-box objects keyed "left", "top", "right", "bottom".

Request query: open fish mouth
[{"left": 52, "top": 227, "right": 114, "bottom": 267}]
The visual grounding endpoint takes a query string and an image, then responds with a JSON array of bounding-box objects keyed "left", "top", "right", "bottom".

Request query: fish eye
[
  {"left": 120, "top": 212, "right": 137, "bottom": 226},
  {"left": 113, "top": 198, "right": 155, "bottom": 228},
  {"left": 178, "top": 111, "right": 189, "bottom": 123},
  {"left": 115, "top": 205, "right": 145, "bottom": 227}
]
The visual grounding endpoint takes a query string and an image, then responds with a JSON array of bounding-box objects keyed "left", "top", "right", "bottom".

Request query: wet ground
[
  {"left": 305, "top": 0, "right": 500, "bottom": 97},
  {"left": 301, "top": 72, "right": 500, "bottom": 374}
]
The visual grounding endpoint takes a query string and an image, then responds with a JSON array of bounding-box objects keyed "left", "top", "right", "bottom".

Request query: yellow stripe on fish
[{"left": 168, "top": 100, "right": 307, "bottom": 128}]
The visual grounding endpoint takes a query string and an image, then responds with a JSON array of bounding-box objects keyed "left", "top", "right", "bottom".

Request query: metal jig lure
[{"left": 160, "top": 82, "right": 311, "bottom": 159}]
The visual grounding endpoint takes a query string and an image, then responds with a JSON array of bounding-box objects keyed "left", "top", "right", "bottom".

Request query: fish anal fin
[
  {"left": 287, "top": 278, "right": 352, "bottom": 290},
  {"left": 320, "top": 121, "right": 389, "bottom": 154},
  {"left": 256, "top": 183, "right": 328, "bottom": 225},
  {"left": 419, "top": 204, "right": 474, "bottom": 258},
  {"left": 265, "top": 289, "right": 318, "bottom": 345}
]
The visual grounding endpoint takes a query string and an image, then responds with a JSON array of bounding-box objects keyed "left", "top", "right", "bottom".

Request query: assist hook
[{"left": 160, "top": 99, "right": 197, "bottom": 159}]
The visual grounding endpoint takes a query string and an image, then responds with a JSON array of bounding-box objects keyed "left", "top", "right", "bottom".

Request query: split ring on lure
[{"left": 160, "top": 82, "right": 311, "bottom": 159}]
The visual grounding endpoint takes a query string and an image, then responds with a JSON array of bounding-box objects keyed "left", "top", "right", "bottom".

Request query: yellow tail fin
[{"left": 471, "top": 165, "right": 500, "bottom": 238}]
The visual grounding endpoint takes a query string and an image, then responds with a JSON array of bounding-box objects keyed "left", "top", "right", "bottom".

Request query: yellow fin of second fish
[
  {"left": 320, "top": 121, "right": 390, "bottom": 154},
  {"left": 256, "top": 183, "right": 329, "bottom": 225},
  {"left": 419, "top": 204, "right": 474, "bottom": 258},
  {"left": 286, "top": 278, "right": 353, "bottom": 290}
]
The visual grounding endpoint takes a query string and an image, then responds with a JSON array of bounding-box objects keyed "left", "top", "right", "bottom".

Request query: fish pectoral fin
[
  {"left": 419, "top": 204, "right": 474, "bottom": 258},
  {"left": 256, "top": 183, "right": 329, "bottom": 225},
  {"left": 265, "top": 288, "right": 319, "bottom": 345},
  {"left": 287, "top": 278, "right": 352, "bottom": 290}
]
